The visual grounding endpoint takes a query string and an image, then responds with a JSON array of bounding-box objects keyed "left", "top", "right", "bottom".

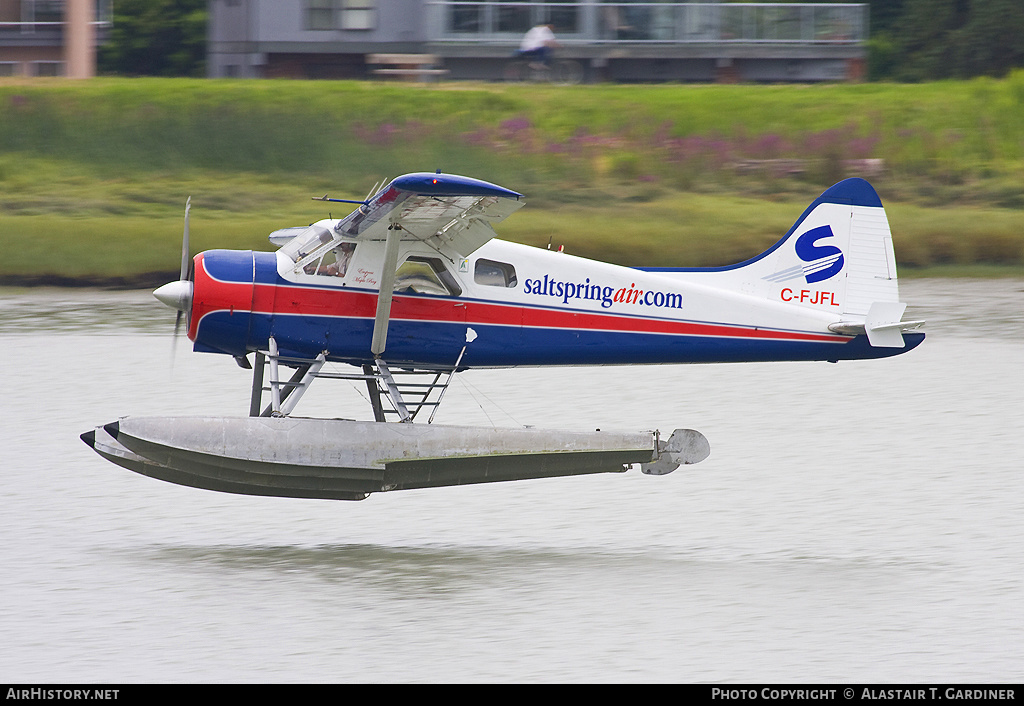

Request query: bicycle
[{"left": 503, "top": 57, "right": 584, "bottom": 85}]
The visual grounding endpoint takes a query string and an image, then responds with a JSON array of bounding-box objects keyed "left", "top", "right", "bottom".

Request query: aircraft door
[
  {"left": 464, "top": 256, "right": 524, "bottom": 366},
  {"left": 389, "top": 255, "right": 468, "bottom": 367}
]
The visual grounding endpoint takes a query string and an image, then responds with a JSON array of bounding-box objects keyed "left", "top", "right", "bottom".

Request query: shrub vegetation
[{"left": 1, "top": 77, "right": 1023, "bottom": 283}]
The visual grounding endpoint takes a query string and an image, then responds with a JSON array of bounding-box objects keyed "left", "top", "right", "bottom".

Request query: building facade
[
  {"left": 0, "top": 0, "right": 110, "bottom": 77},
  {"left": 208, "top": 0, "right": 868, "bottom": 82}
]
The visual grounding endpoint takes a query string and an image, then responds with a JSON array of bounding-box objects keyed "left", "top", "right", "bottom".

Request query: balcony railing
[
  {"left": 0, "top": 20, "right": 111, "bottom": 34},
  {"left": 426, "top": 2, "right": 866, "bottom": 44},
  {"left": 0, "top": 0, "right": 113, "bottom": 36}
]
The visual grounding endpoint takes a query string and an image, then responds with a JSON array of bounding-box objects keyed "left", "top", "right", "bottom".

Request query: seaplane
[{"left": 82, "top": 172, "right": 925, "bottom": 501}]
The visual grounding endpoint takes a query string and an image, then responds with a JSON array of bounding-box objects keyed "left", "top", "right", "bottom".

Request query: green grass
[
  {"left": 4, "top": 76, "right": 1024, "bottom": 195},
  {"left": 2, "top": 76, "right": 1024, "bottom": 283},
  {"left": 6, "top": 189, "right": 1023, "bottom": 284}
]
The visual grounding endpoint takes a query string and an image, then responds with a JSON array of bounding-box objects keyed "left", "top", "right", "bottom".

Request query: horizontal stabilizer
[
  {"left": 865, "top": 301, "right": 908, "bottom": 348},
  {"left": 828, "top": 313, "right": 926, "bottom": 342}
]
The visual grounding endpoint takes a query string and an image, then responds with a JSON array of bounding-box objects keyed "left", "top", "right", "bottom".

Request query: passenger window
[
  {"left": 474, "top": 258, "right": 518, "bottom": 287},
  {"left": 394, "top": 257, "right": 462, "bottom": 297}
]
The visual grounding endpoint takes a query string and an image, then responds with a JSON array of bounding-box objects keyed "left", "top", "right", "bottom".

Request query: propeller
[{"left": 153, "top": 197, "right": 195, "bottom": 339}]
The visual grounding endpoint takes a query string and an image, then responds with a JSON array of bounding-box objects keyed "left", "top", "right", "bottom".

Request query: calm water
[{"left": 2, "top": 280, "right": 1023, "bottom": 683}]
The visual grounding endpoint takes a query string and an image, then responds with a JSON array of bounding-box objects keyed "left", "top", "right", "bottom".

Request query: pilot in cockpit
[{"left": 325, "top": 242, "right": 356, "bottom": 277}]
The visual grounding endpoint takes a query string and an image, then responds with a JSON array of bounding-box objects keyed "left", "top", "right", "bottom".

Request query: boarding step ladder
[
  {"left": 247, "top": 337, "right": 460, "bottom": 423},
  {"left": 364, "top": 360, "right": 457, "bottom": 423}
]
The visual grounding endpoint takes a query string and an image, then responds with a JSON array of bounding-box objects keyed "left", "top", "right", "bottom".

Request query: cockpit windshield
[{"left": 280, "top": 224, "right": 334, "bottom": 263}]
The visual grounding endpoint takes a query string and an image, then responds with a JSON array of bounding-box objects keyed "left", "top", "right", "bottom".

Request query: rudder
[
  {"left": 641, "top": 178, "right": 922, "bottom": 348},
  {"left": 656, "top": 178, "right": 900, "bottom": 318},
  {"left": 750, "top": 178, "right": 899, "bottom": 317}
]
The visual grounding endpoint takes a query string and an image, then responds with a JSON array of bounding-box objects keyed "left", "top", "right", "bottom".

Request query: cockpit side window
[
  {"left": 394, "top": 257, "right": 462, "bottom": 297},
  {"left": 474, "top": 258, "right": 518, "bottom": 288},
  {"left": 280, "top": 223, "right": 356, "bottom": 278},
  {"left": 304, "top": 242, "right": 356, "bottom": 277}
]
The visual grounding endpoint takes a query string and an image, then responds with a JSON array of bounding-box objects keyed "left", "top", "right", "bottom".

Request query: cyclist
[{"left": 517, "top": 23, "right": 559, "bottom": 69}]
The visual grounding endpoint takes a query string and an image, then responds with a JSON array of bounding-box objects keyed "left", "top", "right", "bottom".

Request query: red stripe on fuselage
[{"left": 193, "top": 256, "right": 848, "bottom": 346}]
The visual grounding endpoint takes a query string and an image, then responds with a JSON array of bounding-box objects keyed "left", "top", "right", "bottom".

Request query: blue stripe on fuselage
[{"left": 196, "top": 309, "right": 923, "bottom": 367}]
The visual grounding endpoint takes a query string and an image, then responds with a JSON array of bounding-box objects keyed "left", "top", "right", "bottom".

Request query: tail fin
[
  {"left": 736, "top": 178, "right": 900, "bottom": 317},
  {"left": 651, "top": 178, "right": 923, "bottom": 347}
]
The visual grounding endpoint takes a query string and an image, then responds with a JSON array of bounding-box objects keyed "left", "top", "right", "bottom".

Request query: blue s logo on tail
[
  {"left": 795, "top": 225, "right": 845, "bottom": 283},
  {"left": 762, "top": 225, "right": 846, "bottom": 286}
]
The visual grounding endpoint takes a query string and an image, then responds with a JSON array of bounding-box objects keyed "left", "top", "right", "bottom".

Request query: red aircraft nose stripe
[{"left": 189, "top": 253, "right": 255, "bottom": 341}]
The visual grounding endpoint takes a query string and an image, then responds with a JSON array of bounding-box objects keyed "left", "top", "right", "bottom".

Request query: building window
[
  {"left": 31, "top": 61, "right": 64, "bottom": 77},
  {"left": 497, "top": 6, "right": 531, "bottom": 35},
  {"left": 305, "top": 0, "right": 375, "bottom": 30},
  {"left": 341, "top": 0, "right": 375, "bottom": 30},
  {"left": 97, "top": 0, "right": 114, "bottom": 25},
  {"left": 450, "top": 2, "right": 482, "bottom": 33},
  {"left": 0, "top": 63, "right": 19, "bottom": 77},
  {"left": 447, "top": 2, "right": 578, "bottom": 37},
  {"left": 31, "top": 1, "right": 64, "bottom": 24},
  {"left": 18, "top": 0, "right": 60, "bottom": 33},
  {"left": 306, "top": 0, "right": 335, "bottom": 30}
]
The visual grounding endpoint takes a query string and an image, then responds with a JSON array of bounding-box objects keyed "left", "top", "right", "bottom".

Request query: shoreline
[
  {"left": 0, "top": 272, "right": 177, "bottom": 290},
  {"left": 4, "top": 266, "right": 1023, "bottom": 292}
]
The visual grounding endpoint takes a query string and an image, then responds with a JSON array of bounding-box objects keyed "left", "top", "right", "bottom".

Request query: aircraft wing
[
  {"left": 335, "top": 173, "right": 524, "bottom": 258},
  {"left": 277, "top": 173, "right": 523, "bottom": 360}
]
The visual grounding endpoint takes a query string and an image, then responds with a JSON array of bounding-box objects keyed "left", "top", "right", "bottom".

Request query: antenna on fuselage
[{"left": 313, "top": 194, "right": 369, "bottom": 205}]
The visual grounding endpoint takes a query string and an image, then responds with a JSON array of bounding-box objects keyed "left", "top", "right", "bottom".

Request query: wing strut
[
  {"left": 244, "top": 337, "right": 474, "bottom": 424},
  {"left": 367, "top": 221, "right": 413, "bottom": 420},
  {"left": 371, "top": 223, "right": 403, "bottom": 357},
  {"left": 252, "top": 337, "right": 327, "bottom": 417},
  {"left": 246, "top": 353, "right": 454, "bottom": 424}
]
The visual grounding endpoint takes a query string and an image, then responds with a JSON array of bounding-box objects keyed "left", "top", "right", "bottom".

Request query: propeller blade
[
  {"left": 154, "top": 197, "right": 195, "bottom": 355},
  {"left": 180, "top": 196, "right": 191, "bottom": 282}
]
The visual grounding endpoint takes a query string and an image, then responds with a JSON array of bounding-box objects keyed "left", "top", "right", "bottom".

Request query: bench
[{"left": 368, "top": 54, "right": 449, "bottom": 82}]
